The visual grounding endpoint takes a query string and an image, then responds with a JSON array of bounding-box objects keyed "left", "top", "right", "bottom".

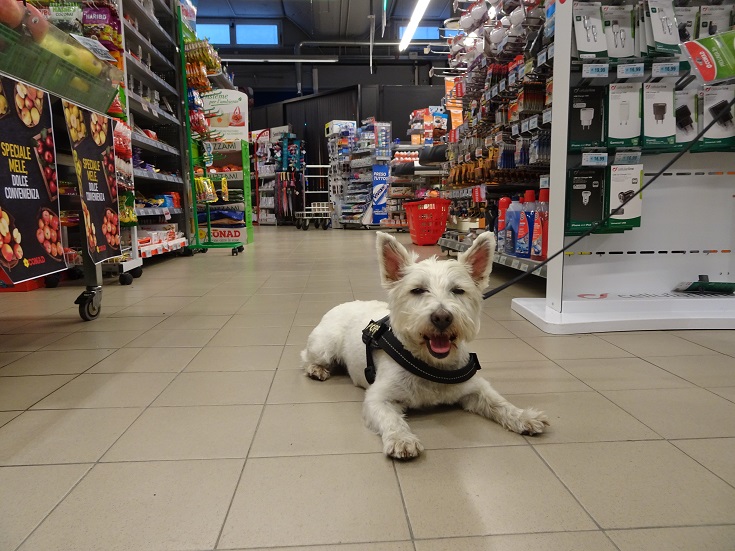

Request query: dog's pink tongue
[{"left": 429, "top": 336, "right": 451, "bottom": 354}]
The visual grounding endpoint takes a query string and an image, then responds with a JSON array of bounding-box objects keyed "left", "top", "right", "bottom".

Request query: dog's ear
[
  {"left": 376, "top": 232, "right": 413, "bottom": 286},
  {"left": 458, "top": 232, "right": 496, "bottom": 287}
]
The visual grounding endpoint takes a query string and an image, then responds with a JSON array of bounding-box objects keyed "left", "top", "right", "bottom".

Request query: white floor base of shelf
[{"left": 512, "top": 296, "right": 735, "bottom": 334}]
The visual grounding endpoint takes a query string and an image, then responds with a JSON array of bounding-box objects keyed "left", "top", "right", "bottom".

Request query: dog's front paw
[
  {"left": 304, "top": 364, "right": 331, "bottom": 381},
  {"left": 517, "top": 408, "right": 550, "bottom": 436},
  {"left": 383, "top": 433, "right": 424, "bottom": 460}
]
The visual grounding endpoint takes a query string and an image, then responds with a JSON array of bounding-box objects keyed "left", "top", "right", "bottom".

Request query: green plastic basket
[{"left": 0, "top": 23, "right": 119, "bottom": 113}]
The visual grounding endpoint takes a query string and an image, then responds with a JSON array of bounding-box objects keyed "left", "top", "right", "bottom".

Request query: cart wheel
[
  {"left": 322, "top": 219, "right": 329, "bottom": 230},
  {"left": 231, "top": 248, "right": 238, "bottom": 256},
  {"left": 130, "top": 267, "right": 143, "bottom": 278},
  {"left": 295, "top": 219, "right": 302, "bottom": 229},
  {"left": 201, "top": 248, "right": 208, "bottom": 253},
  {"left": 182, "top": 248, "right": 194, "bottom": 257},
  {"left": 237, "top": 246, "right": 244, "bottom": 252},
  {"left": 302, "top": 219, "right": 309, "bottom": 231},
  {"left": 45, "top": 274, "right": 61, "bottom": 288},
  {"left": 119, "top": 273, "right": 134, "bottom": 285},
  {"left": 79, "top": 298, "right": 101, "bottom": 321},
  {"left": 313, "top": 219, "right": 321, "bottom": 229}
]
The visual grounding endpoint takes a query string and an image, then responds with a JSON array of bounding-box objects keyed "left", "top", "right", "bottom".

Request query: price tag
[
  {"left": 518, "top": 63, "right": 526, "bottom": 79},
  {"left": 465, "top": 153, "right": 471, "bottom": 162},
  {"left": 475, "top": 147, "right": 483, "bottom": 158},
  {"left": 529, "top": 115, "right": 539, "bottom": 130},
  {"left": 484, "top": 136, "right": 493, "bottom": 147},
  {"left": 499, "top": 36, "right": 508, "bottom": 51},
  {"left": 542, "top": 108, "right": 552, "bottom": 124},
  {"left": 163, "top": 207, "right": 171, "bottom": 221},
  {"left": 140, "top": 101, "right": 149, "bottom": 112},
  {"left": 548, "top": 43, "right": 555, "bottom": 59},
  {"left": 508, "top": 72, "right": 517, "bottom": 86},
  {"left": 652, "top": 62, "right": 679, "bottom": 77},
  {"left": 582, "top": 63, "right": 609, "bottom": 78},
  {"left": 495, "top": 133, "right": 503, "bottom": 144},
  {"left": 511, "top": 259, "right": 521, "bottom": 269},
  {"left": 484, "top": 90, "right": 492, "bottom": 102},
  {"left": 539, "top": 175, "right": 550, "bottom": 188},
  {"left": 538, "top": 49, "right": 547, "bottom": 65},
  {"left": 520, "top": 263, "right": 529, "bottom": 272},
  {"left": 481, "top": 56, "right": 487, "bottom": 68},
  {"left": 491, "top": 85, "right": 498, "bottom": 97},
  {"left": 521, "top": 119, "right": 530, "bottom": 133},
  {"left": 499, "top": 79, "right": 507, "bottom": 92},
  {"left": 582, "top": 152, "right": 609, "bottom": 166},
  {"left": 617, "top": 63, "right": 644, "bottom": 78},
  {"left": 511, "top": 124, "right": 519, "bottom": 136},
  {"left": 613, "top": 151, "right": 642, "bottom": 164}
]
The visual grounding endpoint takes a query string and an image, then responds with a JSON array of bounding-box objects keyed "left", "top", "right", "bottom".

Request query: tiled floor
[{"left": 1, "top": 227, "right": 735, "bottom": 551}]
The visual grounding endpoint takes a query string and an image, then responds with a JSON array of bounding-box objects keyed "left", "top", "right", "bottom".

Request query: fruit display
[
  {"left": 62, "top": 100, "right": 88, "bottom": 144},
  {"left": 0, "top": 0, "right": 25, "bottom": 29},
  {"left": 81, "top": 200, "right": 97, "bottom": 250},
  {"left": 90, "top": 112, "right": 109, "bottom": 146},
  {"left": 0, "top": 80, "right": 8, "bottom": 118},
  {"left": 113, "top": 122, "right": 132, "bottom": 189},
  {"left": 33, "top": 128, "right": 57, "bottom": 200},
  {"left": 0, "top": 205, "right": 22, "bottom": 268},
  {"left": 101, "top": 146, "right": 117, "bottom": 201},
  {"left": 36, "top": 207, "right": 62, "bottom": 260},
  {"left": 15, "top": 83, "right": 44, "bottom": 128},
  {"left": 101, "top": 207, "right": 119, "bottom": 248}
]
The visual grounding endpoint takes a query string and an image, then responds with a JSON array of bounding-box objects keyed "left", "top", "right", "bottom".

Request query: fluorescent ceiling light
[
  {"left": 399, "top": 0, "right": 431, "bottom": 52},
  {"left": 221, "top": 56, "right": 339, "bottom": 63}
]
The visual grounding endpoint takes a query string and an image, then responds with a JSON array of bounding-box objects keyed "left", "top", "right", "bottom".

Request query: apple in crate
[
  {"left": 0, "top": 0, "right": 24, "bottom": 28},
  {"left": 21, "top": 3, "right": 48, "bottom": 42}
]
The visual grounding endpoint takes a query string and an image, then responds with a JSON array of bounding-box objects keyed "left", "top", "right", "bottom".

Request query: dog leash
[
  {"left": 362, "top": 316, "right": 481, "bottom": 385},
  {"left": 482, "top": 95, "right": 735, "bottom": 300}
]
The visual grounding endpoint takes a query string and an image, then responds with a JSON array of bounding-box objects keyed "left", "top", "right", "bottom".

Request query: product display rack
[
  {"left": 341, "top": 119, "right": 391, "bottom": 228},
  {"left": 123, "top": 0, "right": 191, "bottom": 264},
  {"left": 325, "top": 120, "right": 356, "bottom": 229},
  {"left": 189, "top": 140, "right": 251, "bottom": 254},
  {"left": 511, "top": 0, "right": 735, "bottom": 333}
]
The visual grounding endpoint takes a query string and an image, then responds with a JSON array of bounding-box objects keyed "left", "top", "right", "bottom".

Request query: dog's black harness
[{"left": 362, "top": 316, "right": 481, "bottom": 385}]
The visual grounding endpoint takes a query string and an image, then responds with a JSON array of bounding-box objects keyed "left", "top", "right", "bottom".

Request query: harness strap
[{"left": 362, "top": 316, "right": 480, "bottom": 385}]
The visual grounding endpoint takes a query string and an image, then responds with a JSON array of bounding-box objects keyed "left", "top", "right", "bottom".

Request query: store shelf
[
  {"left": 135, "top": 207, "right": 183, "bottom": 216},
  {"left": 123, "top": 20, "right": 175, "bottom": 71},
  {"left": 128, "top": 91, "right": 180, "bottom": 125},
  {"left": 139, "top": 237, "right": 188, "bottom": 258},
  {"left": 437, "top": 238, "right": 547, "bottom": 278},
  {"left": 132, "top": 132, "right": 180, "bottom": 156},
  {"left": 207, "top": 72, "right": 235, "bottom": 90},
  {"left": 125, "top": 53, "right": 179, "bottom": 96},
  {"left": 122, "top": 0, "right": 176, "bottom": 46},
  {"left": 133, "top": 168, "right": 184, "bottom": 185},
  {"left": 257, "top": 173, "right": 276, "bottom": 180}
]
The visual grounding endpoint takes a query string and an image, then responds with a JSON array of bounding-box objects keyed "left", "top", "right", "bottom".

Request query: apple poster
[
  {"left": 0, "top": 75, "right": 65, "bottom": 284},
  {"left": 62, "top": 99, "right": 120, "bottom": 264}
]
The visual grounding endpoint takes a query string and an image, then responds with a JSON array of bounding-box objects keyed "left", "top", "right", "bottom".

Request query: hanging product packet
[
  {"left": 119, "top": 191, "right": 138, "bottom": 227},
  {"left": 683, "top": 30, "right": 735, "bottom": 83}
]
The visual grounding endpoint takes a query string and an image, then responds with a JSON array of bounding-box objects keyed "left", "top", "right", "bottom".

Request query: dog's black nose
[{"left": 431, "top": 309, "right": 453, "bottom": 331}]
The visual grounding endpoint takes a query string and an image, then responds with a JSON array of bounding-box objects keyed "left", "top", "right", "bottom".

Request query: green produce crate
[{"left": 0, "top": 23, "right": 120, "bottom": 113}]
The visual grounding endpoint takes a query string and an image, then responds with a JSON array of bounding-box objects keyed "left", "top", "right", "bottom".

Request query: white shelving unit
[{"left": 512, "top": 1, "right": 735, "bottom": 334}]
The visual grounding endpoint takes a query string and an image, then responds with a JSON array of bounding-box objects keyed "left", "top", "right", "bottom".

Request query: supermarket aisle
[{"left": 1, "top": 226, "right": 735, "bottom": 551}]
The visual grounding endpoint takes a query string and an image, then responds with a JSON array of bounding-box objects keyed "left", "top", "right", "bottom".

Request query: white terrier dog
[{"left": 301, "top": 231, "right": 548, "bottom": 459}]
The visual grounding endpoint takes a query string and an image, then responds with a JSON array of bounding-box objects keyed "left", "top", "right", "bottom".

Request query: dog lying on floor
[{"left": 301, "top": 231, "right": 548, "bottom": 459}]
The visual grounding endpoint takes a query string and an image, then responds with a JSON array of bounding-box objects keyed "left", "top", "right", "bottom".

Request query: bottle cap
[
  {"left": 524, "top": 190, "right": 536, "bottom": 203},
  {"left": 499, "top": 197, "right": 511, "bottom": 208},
  {"left": 539, "top": 188, "right": 549, "bottom": 202}
]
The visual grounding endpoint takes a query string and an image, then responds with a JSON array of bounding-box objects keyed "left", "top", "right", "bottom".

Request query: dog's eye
[
  {"left": 451, "top": 288, "right": 465, "bottom": 295},
  {"left": 410, "top": 288, "right": 427, "bottom": 295}
]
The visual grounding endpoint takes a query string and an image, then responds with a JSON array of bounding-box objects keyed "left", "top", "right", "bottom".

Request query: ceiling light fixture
[
  {"left": 399, "top": 0, "right": 431, "bottom": 52},
  {"left": 220, "top": 56, "right": 339, "bottom": 63}
]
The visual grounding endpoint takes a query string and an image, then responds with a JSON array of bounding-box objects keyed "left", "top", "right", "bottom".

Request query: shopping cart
[{"left": 404, "top": 198, "right": 452, "bottom": 246}]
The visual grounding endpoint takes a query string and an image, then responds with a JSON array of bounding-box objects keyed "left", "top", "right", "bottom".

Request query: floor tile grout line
[
  {"left": 391, "top": 460, "right": 417, "bottom": 542},
  {"left": 666, "top": 440, "right": 735, "bottom": 492},
  {"left": 212, "top": 363, "right": 279, "bottom": 550}
]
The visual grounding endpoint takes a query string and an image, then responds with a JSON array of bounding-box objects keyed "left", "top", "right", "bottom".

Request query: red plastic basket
[{"left": 404, "top": 198, "right": 452, "bottom": 246}]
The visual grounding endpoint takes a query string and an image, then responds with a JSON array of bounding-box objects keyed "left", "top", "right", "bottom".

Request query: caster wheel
[
  {"left": 237, "top": 246, "right": 244, "bottom": 252},
  {"left": 200, "top": 248, "right": 208, "bottom": 253},
  {"left": 295, "top": 219, "right": 302, "bottom": 229},
  {"left": 182, "top": 248, "right": 194, "bottom": 257},
  {"left": 322, "top": 219, "right": 329, "bottom": 230},
  {"left": 119, "top": 273, "right": 134, "bottom": 285},
  {"left": 231, "top": 249, "right": 238, "bottom": 256},
  {"left": 130, "top": 267, "right": 143, "bottom": 278},
  {"left": 45, "top": 274, "right": 61, "bottom": 288},
  {"left": 313, "top": 219, "right": 320, "bottom": 229},
  {"left": 302, "top": 220, "right": 309, "bottom": 231},
  {"left": 79, "top": 299, "right": 101, "bottom": 321}
]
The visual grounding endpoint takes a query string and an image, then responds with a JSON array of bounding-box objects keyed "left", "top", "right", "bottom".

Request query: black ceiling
[{"left": 196, "top": 0, "right": 454, "bottom": 39}]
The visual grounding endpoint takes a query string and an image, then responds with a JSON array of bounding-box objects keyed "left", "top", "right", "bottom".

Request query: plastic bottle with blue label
[
  {"left": 515, "top": 190, "right": 536, "bottom": 259},
  {"left": 495, "top": 196, "right": 511, "bottom": 252},
  {"left": 504, "top": 195, "right": 522, "bottom": 255}
]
